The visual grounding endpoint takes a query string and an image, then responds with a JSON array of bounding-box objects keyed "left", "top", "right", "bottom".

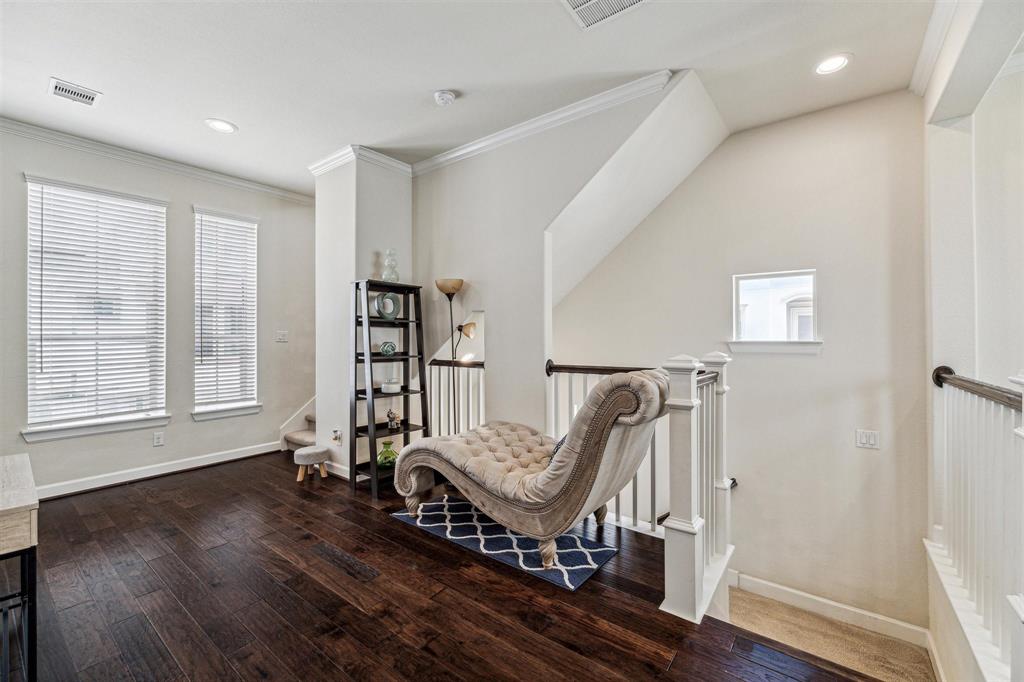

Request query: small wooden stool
[{"left": 294, "top": 445, "right": 329, "bottom": 482}]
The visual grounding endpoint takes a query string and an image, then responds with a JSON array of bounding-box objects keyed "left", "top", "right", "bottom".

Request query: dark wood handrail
[
  {"left": 545, "top": 359, "right": 652, "bottom": 376},
  {"left": 429, "top": 358, "right": 485, "bottom": 369},
  {"left": 932, "top": 366, "right": 1022, "bottom": 411},
  {"left": 546, "top": 359, "right": 717, "bottom": 385}
]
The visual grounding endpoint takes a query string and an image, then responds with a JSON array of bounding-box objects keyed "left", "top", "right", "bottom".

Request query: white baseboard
[
  {"left": 324, "top": 460, "right": 349, "bottom": 480},
  {"left": 36, "top": 441, "right": 280, "bottom": 499},
  {"left": 727, "top": 568, "right": 930, "bottom": 648}
]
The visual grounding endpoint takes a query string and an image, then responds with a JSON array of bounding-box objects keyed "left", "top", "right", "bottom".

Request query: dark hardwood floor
[{"left": 1, "top": 451, "right": 878, "bottom": 681}]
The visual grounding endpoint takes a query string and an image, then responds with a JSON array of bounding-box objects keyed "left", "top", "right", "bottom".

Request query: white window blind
[
  {"left": 27, "top": 178, "right": 167, "bottom": 426},
  {"left": 194, "top": 210, "right": 258, "bottom": 410}
]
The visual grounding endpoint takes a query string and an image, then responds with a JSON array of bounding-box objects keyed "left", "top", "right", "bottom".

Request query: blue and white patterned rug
[{"left": 392, "top": 495, "right": 617, "bottom": 591}]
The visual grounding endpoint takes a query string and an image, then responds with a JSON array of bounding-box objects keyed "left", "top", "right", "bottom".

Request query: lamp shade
[
  {"left": 459, "top": 322, "right": 477, "bottom": 339},
  {"left": 435, "top": 278, "right": 464, "bottom": 296}
]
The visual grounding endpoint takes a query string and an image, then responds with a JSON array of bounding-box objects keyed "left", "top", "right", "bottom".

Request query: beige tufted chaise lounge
[{"left": 394, "top": 369, "right": 669, "bottom": 569}]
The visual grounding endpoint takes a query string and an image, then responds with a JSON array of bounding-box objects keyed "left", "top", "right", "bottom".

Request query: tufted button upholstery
[{"left": 402, "top": 421, "right": 556, "bottom": 503}]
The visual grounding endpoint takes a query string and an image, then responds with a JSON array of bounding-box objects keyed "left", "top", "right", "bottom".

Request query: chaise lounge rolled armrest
[{"left": 395, "top": 369, "right": 668, "bottom": 568}]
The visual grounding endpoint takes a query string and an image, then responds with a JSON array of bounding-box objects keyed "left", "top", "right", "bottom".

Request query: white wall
[
  {"left": 548, "top": 70, "right": 728, "bottom": 305},
  {"left": 0, "top": 127, "right": 315, "bottom": 488},
  {"left": 412, "top": 92, "right": 663, "bottom": 428},
  {"left": 973, "top": 69, "right": 1023, "bottom": 387},
  {"left": 554, "top": 91, "right": 929, "bottom": 626}
]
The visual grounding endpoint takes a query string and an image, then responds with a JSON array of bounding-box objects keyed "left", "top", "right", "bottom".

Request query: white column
[
  {"left": 311, "top": 146, "right": 412, "bottom": 476},
  {"left": 660, "top": 354, "right": 705, "bottom": 623},
  {"left": 703, "top": 352, "right": 732, "bottom": 557}
]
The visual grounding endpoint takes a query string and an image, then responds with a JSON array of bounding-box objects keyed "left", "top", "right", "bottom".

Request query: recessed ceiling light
[
  {"left": 204, "top": 118, "right": 238, "bottom": 134},
  {"left": 815, "top": 54, "right": 851, "bottom": 75}
]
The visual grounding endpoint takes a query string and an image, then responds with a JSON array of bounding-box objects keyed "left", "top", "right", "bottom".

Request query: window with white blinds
[
  {"left": 194, "top": 210, "right": 258, "bottom": 411},
  {"left": 27, "top": 178, "right": 167, "bottom": 426}
]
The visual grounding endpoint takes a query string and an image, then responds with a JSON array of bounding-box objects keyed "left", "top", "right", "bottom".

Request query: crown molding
[
  {"left": 411, "top": 69, "right": 673, "bottom": 177},
  {"left": 0, "top": 117, "right": 313, "bottom": 205},
  {"left": 999, "top": 52, "right": 1024, "bottom": 80},
  {"left": 909, "top": 1, "right": 958, "bottom": 96},
  {"left": 308, "top": 144, "right": 412, "bottom": 177}
]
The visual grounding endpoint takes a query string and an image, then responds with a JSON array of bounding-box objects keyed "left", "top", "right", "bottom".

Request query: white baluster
[
  {"left": 478, "top": 368, "right": 485, "bottom": 425},
  {"left": 650, "top": 432, "right": 658, "bottom": 533},
  {"left": 461, "top": 366, "right": 469, "bottom": 432},
  {"left": 468, "top": 367, "right": 476, "bottom": 429},
  {"left": 632, "top": 472, "right": 638, "bottom": 528},
  {"left": 553, "top": 373, "right": 560, "bottom": 437},
  {"left": 568, "top": 373, "right": 575, "bottom": 421}
]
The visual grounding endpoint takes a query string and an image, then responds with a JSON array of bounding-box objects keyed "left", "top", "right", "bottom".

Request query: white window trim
[
  {"left": 191, "top": 401, "right": 263, "bottom": 422},
  {"left": 727, "top": 340, "right": 824, "bottom": 354},
  {"left": 730, "top": 269, "right": 822, "bottom": 353},
  {"left": 25, "top": 175, "right": 167, "bottom": 430},
  {"left": 21, "top": 411, "right": 171, "bottom": 443}
]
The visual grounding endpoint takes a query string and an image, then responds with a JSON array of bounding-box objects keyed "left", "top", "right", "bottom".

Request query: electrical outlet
[
  {"left": 275, "top": 330, "right": 289, "bottom": 343},
  {"left": 153, "top": 431, "right": 165, "bottom": 447},
  {"left": 855, "top": 429, "right": 879, "bottom": 449},
  {"left": 332, "top": 428, "right": 341, "bottom": 444}
]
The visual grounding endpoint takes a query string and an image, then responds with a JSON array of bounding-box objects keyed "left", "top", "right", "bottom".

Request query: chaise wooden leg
[
  {"left": 405, "top": 494, "right": 423, "bottom": 517},
  {"left": 318, "top": 463, "right": 328, "bottom": 478},
  {"left": 594, "top": 504, "right": 608, "bottom": 526},
  {"left": 539, "top": 539, "right": 557, "bottom": 569},
  {"left": 296, "top": 466, "right": 306, "bottom": 483}
]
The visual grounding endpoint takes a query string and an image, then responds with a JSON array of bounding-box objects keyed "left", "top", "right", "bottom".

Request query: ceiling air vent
[
  {"left": 49, "top": 78, "right": 102, "bottom": 106},
  {"left": 562, "top": 0, "right": 647, "bottom": 30}
]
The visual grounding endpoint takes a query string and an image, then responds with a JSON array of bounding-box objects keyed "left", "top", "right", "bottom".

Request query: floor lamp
[{"left": 435, "top": 279, "right": 464, "bottom": 434}]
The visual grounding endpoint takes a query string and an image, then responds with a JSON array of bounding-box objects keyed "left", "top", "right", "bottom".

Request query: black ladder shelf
[{"left": 349, "top": 280, "right": 431, "bottom": 498}]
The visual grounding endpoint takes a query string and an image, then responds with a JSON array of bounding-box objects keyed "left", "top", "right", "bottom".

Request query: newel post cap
[
  {"left": 662, "top": 354, "right": 704, "bottom": 373},
  {"left": 701, "top": 351, "right": 732, "bottom": 366}
]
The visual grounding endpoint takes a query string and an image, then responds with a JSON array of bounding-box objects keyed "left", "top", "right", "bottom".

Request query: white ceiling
[{"left": 0, "top": 1, "right": 933, "bottom": 194}]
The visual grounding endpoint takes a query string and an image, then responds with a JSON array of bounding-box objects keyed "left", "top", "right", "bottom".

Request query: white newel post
[
  {"left": 660, "top": 354, "right": 705, "bottom": 623},
  {"left": 703, "top": 352, "right": 732, "bottom": 557}
]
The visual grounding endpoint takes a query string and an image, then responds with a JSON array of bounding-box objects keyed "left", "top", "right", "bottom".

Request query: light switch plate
[
  {"left": 275, "top": 330, "right": 289, "bottom": 343},
  {"left": 855, "top": 429, "right": 879, "bottom": 449}
]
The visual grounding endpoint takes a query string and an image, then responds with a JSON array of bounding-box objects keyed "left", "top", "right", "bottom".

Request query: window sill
[
  {"left": 21, "top": 411, "right": 172, "bottom": 443},
  {"left": 727, "top": 340, "right": 824, "bottom": 355},
  {"left": 191, "top": 402, "right": 262, "bottom": 422}
]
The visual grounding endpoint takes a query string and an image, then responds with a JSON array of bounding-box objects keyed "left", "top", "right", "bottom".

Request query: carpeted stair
[{"left": 284, "top": 413, "right": 316, "bottom": 451}]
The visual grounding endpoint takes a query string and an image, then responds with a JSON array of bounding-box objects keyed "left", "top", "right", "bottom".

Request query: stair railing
[
  {"left": 929, "top": 366, "right": 1023, "bottom": 677},
  {"left": 428, "top": 359, "right": 485, "bottom": 436},
  {"left": 546, "top": 352, "right": 734, "bottom": 623}
]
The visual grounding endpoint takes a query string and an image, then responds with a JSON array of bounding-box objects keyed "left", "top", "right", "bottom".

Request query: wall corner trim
[
  {"left": 410, "top": 69, "right": 673, "bottom": 177},
  {"left": 308, "top": 144, "right": 412, "bottom": 177},
  {"left": 909, "top": 0, "right": 959, "bottom": 96},
  {"left": 0, "top": 117, "right": 313, "bottom": 204}
]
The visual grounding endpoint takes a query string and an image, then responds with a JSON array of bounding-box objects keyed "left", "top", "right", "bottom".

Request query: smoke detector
[
  {"left": 434, "top": 90, "right": 457, "bottom": 107},
  {"left": 562, "top": 0, "right": 647, "bottom": 30},
  {"left": 49, "top": 78, "right": 102, "bottom": 106}
]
